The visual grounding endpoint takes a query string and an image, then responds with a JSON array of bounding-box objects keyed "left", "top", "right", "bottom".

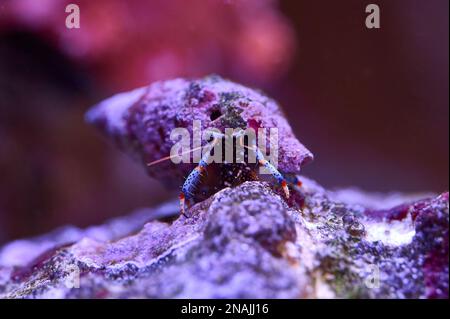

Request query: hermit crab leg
[
  {"left": 241, "top": 137, "right": 290, "bottom": 199},
  {"left": 179, "top": 136, "right": 221, "bottom": 217},
  {"left": 285, "top": 175, "right": 303, "bottom": 188}
]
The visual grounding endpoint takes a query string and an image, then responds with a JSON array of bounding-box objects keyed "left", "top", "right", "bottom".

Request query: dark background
[{"left": 0, "top": 0, "right": 448, "bottom": 243}]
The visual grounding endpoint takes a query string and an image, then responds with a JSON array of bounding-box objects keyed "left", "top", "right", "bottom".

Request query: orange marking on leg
[
  {"left": 195, "top": 166, "right": 205, "bottom": 173},
  {"left": 281, "top": 180, "right": 290, "bottom": 199},
  {"left": 258, "top": 159, "right": 267, "bottom": 165},
  {"left": 179, "top": 193, "right": 187, "bottom": 217}
]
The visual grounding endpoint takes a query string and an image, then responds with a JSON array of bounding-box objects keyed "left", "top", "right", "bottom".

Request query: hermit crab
[{"left": 86, "top": 75, "right": 313, "bottom": 216}]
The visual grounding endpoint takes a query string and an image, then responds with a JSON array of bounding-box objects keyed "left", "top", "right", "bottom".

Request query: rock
[
  {"left": 0, "top": 178, "right": 447, "bottom": 298},
  {"left": 2, "top": 77, "right": 446, "bottom": 298},
  {"left": 85, "top": 75, "right": 313, "bottom": 193}
]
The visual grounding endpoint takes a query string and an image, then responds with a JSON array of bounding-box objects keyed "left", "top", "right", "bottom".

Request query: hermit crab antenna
[
  {"left": 146, "top": 137, "right": 221, "bottom": 167},
  {"left": 146, "top": 145, "right": 204, "bottom": 167}
]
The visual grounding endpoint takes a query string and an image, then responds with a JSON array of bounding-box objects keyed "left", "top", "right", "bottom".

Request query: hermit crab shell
[{"left": 86, "top": 75, "right": 313, "bottom": 188}]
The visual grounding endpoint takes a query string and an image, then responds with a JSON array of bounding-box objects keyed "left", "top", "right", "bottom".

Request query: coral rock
[
  {"left": 0, "top": 179, "right": 448, "bottom": 298},
  {"left": 86, "top": 76, "right": 313, "bottom": 191}
]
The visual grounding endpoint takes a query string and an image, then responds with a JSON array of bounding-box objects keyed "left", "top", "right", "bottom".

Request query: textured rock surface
[
  {"left": 2, "top": 77, "right": 447, "bottom": 298},
  {"left": 85, "top": 75, "right": 313, "bottom": 192},
  {"left": 0, "top": 178, "right": 448, "bottom": 299}
]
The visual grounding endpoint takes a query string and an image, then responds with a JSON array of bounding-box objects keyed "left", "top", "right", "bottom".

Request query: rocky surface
[
  {"left": 0, "top": 178, "right": 448, "bottom": 299},
  {"left": 85, "top": 75, "right": 313, "bottom": 193},
  {"left": 1, "top": 77, "right": 447, "bottom": 298}
]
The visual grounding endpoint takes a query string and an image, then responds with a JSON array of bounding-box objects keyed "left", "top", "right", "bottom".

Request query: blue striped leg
[
  {"left": 285, "top": 175, "right": 303, "bottom": 188},
  {"left": 179, "top": 136, "right": 221, "bottom": 217},
  {"left": 251, "top": 142, "right": 290, "bottom": 199}
]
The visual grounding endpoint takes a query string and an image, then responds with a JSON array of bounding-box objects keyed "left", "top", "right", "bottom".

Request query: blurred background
[{"left": 0, "top": 0, "right": 448, "bottom": 244}]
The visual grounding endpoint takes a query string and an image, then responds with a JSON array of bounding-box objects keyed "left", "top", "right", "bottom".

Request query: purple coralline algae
[
  {"left": 0, "top": 179, "right": 447, "bottom": 298},
  {"left": 85, "top": 75, "right": 313, "bottom": 191}
]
